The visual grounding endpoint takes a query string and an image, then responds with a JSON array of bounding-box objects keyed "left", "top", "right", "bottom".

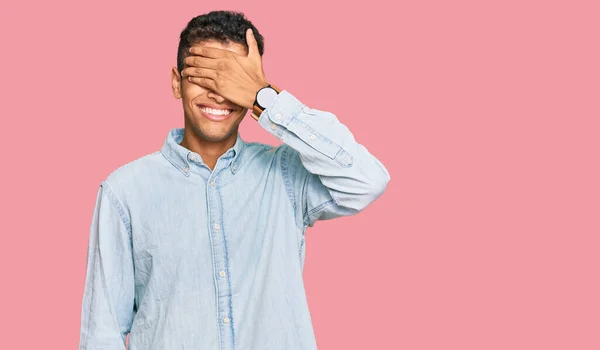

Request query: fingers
[
  {"left": 181, "top": 67, "right": 218, "bottom": 91},
  {"left": 246, "top": 28, "right": 259, "bottom": 58},
  {"left": 183, "top": 56, "right": 219, "bottom": 69},
  {"left": 181, "top": 67, "right": 217, "bottom": 81},
  {"left": 189, "top": 46, "right": 227, "bottom": 59},
  {"left": 187, "top": 76, "right": 217, "bottom": 91}
]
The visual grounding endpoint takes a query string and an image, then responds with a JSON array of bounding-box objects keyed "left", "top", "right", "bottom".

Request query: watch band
[{"left": 251, "top": 84, "right": 281, "bottom": 121}]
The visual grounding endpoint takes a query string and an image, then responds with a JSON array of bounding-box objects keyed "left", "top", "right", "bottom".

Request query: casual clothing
[{"left": 79, "top": 90, "right": 390, "bottom": 349}]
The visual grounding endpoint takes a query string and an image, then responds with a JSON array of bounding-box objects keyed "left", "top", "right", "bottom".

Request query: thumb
[{"left": 246, "top": 28, "right": 260, "bottom": 59}]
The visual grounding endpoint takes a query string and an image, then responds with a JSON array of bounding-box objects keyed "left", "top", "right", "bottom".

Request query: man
[{"left": 79, "top": 10, "right": 390, "bottom": 350}]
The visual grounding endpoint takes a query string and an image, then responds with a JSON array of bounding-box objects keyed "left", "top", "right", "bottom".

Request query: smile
[{"left": 197, "top": 105, "right": 235, "bottom": 121}]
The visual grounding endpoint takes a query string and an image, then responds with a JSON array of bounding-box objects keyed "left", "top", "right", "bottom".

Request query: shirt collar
[{"left": 160, "top": 127, "right": 246, "bottom": 176}]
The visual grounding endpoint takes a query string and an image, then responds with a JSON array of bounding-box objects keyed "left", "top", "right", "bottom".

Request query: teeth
[{"left": 200, "top": 107, "right": 232, "bottom": 116}]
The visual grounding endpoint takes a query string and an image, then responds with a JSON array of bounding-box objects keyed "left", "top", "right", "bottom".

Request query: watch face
[{"left": 257, "top": 87, "right": 278, "bottom": 109}]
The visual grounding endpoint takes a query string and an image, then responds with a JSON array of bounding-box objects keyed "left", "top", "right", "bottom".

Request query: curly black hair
[{"left": 176, "top": 10, "right": 265, "bottom": 74}]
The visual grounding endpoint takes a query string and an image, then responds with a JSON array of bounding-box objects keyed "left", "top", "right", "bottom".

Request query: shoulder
[
  {"left": 100, "top": 151, "right": 164, "bottom": 198},
  {"left": 239, "top": 140, "right": 298, "bottom": 169}
]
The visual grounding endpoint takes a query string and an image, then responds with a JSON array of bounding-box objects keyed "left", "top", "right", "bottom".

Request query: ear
[{"left": 171, "top": 67, "right": 182, "bottom": 99}]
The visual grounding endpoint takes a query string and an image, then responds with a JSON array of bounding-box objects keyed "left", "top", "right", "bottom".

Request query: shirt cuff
[
  {"left": 257, "top": 90, "right": 304, "bottom": 139},
  {"left": 257, "top": 90, "right": 353, "bottom": 167}
]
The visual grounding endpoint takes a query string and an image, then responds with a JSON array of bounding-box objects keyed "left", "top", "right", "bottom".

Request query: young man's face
[{"left": 171, "top": 40, "right": 249, "bottom": 142}]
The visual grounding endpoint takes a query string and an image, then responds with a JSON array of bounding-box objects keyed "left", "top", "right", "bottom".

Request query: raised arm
[
  {"left": 180, "top": 28, "right": 390, "bottom": 226},
  {"left": 258, "top": 90, "right": 390, "bottom": 227}
]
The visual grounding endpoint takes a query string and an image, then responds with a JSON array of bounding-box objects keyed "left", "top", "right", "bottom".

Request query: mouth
[{"left": 196, "top": 104, "right": 236, "bottom": 121}]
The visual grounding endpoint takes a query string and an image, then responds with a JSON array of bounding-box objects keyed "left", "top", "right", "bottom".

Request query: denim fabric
[{"left": 78, "top": 90, "right": 390, "bottom": 349}]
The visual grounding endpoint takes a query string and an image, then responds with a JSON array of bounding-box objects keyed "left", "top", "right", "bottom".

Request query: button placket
[{"left": 205, "top": 173, "right": 234, "bottom": 348}]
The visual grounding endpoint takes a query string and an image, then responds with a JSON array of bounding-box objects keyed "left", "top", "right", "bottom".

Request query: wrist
[
  {"left": 247, "top": 81, "right": 268, "bottom": 107},
  {"left": 251, "top": 83, "right": 282, "bottom": 120}
]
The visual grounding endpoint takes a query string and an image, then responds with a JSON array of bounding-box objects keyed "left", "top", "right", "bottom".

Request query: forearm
[{"left": 257, "top": 89, "right": 390, "bottom": 211}]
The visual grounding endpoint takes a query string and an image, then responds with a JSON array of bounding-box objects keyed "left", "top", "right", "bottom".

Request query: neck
[{"left": 179, "top": 126, "right": 237, "bottom": 171}]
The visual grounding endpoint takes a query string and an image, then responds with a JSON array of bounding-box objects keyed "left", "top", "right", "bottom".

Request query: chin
[
  {"left": 191, "top": 122, "right": 239, "bottom": 142},
  {"left": 200, "top": 132, "right": 236, "bottom": 142}
]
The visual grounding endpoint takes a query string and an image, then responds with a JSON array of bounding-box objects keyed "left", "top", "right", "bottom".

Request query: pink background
[{"left": 1, "top": 0, "right": 599, "bottom": 349}]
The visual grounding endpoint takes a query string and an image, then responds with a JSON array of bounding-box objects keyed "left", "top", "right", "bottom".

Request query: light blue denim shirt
[{"left": 78, "top": 90, "right": 390, "bottom": 350}]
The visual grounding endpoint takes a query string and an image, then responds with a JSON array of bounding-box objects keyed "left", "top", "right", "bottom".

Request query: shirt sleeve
[
  {"left": 258, "top": 90, "right": 391, "bottom": 227},
  {"left": 79, "top": 181, "right": 135, "bottom": 349}
]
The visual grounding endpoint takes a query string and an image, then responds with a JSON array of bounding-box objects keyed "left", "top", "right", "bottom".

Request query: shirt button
[
  {"left": 223, "top": 316, "right": 230, "bottom": 324},
  {"left": 183, "top": 166, "right": 190, "bottom": 172},
  {"left": 310, "top": 134, "right": 316, "bottom": 140},
  {"left": 219, "top": 270, "right": 226, "bottom": 277},
  {"left": 214, "top": 223, "right": 220, "bottom": 230},
  {"left": 209, "top": 180, "right": 216, "bottom": 187},
  {"left": 271, "top": 124, "right": 276, "bottom": 130},
  {"left": 275, "top": 113, "right": 282, "bottom": 119},
  {"left": 189, "top": 154, "right": 195, "bottom": 161}
]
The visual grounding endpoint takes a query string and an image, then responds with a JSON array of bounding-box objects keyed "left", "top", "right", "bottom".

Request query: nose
[{"left": 207, "top": 90, "right": 225, "bottom": 103}]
